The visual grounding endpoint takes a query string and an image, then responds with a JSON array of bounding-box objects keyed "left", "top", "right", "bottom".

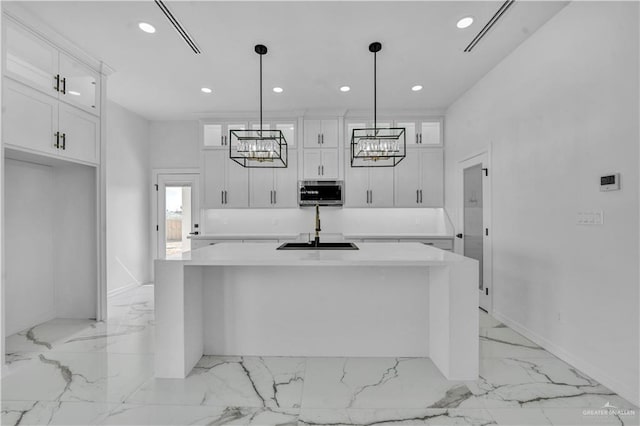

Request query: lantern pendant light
[
  {"left": 350, "top": 42, "right": 406, "bottom": 167},
  {"left": 229, "top": 44, "right": 288, "bottom": 168}
]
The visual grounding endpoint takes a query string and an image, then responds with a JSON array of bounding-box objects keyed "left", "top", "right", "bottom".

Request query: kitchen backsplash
[{"left": 202, "top": 208, "right": 453, "bottom": 236}]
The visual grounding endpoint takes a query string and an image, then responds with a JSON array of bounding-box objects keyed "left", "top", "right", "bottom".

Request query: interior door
[
  {"left": 461, "top": 155, "right": 491, "bottom": 312},
  {"left": 157, "top": 174, "right": 200, "bottom": 258}
]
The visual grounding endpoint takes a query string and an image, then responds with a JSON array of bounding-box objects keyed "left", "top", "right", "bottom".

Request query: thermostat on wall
[{"left": 600, "top": 173, "right": 620, "bottom": 191}]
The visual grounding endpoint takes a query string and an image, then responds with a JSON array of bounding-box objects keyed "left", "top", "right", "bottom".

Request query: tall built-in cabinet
[
  {"left": 1, "top": 14, "right": 106, "bottom": 336},
  {"left": 201, "top": 119, "right": 298, "bottom": 209}
]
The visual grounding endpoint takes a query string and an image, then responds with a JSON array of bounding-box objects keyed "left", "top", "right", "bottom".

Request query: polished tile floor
[{"left": 2, "top": 284, "right": 638, "bottom": 425}]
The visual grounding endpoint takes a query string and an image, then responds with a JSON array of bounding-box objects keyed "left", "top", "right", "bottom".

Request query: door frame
[
  {"left": 457, "top": 150, "right": 493, "bottom": 313},
  {"left": 151, "top": 169, "right": 201, "bottom": 264}
]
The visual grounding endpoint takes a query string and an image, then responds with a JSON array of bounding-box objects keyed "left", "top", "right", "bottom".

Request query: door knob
[
  {"left": 189, "top": 231, "right": 199, "bottom": 236},
  {"left": 456, "top": 233, "right": 463, "bottom": 239}
]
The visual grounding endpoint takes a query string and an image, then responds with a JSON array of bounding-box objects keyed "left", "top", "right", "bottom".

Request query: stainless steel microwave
[{"left": 298, "top": 180, "right": 344, "bottom": 206}]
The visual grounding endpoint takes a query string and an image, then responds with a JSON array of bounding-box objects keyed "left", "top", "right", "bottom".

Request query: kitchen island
[{"left": 154, "top": 242, "right": 478, "bottom": 380}]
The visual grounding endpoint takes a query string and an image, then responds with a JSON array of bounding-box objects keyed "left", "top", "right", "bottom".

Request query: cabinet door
[
  {"left": 58, "top": 103, "right": 100, "bottom": 164},
  {"left": 274, "top": 154, "right": 298, "bottom": 207},
  {"left": 396, "top": 121, "right": 418, "bottom": 146},
  {"left": 3, "top": 79, "right": 57, "bottom": 155},
  {"left": 320, "top": 149, "right": 339, "bottom": 179},
  {"left": 303, "top": 119, "right": 322, "bottom": 148},
  {"left": 203, "top": 123, "right": 224, "bottom": 148},
  {"left": 320, "top": 119, "right": 339, "bottom": 148},
  {"left": 344, "top": 156, "right": 369, "bottom": 207},
  {"left": 368, "top": 166, "right": 395, "bottom": 207},
  {"left": 225, "top": 160, "right": 249, "bottom": 208},
  {"left": 249, "top": 168, "right": 275, "bottom": 208},
  {"left": 419, "top": 120, "right": 443, "bottom": 145},
  {"left": 419, "top": 150, "right": 444, "bottom": 207},
  {"left": 4, "top": 20, "right": 59, "bottom": 97},
  {"left": 203, "top": 151, "right": 226, "bottom": 208},
  {"left": 58, "top": 52, "right": 100, "bottom": 115},
  {"left": 303, "top": 150, "right": 322, "bottom": 179},
  {"left": 275, "top": 122, "right": 296, "bottom": 148},
  {"left": 394, "top": 150, "right": 421, "bottom": 207}
]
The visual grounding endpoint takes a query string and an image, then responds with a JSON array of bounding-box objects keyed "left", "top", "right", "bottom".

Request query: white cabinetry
[
  {"left": 303, "top": 149, "right": 338, "bottom": 179},
  {"left": 4, "top": 18, "right": 100, "bottom": 115},
  {"left": 203, "top": 120, "right": 297, "bottom": 149},
  {"left": 394, "top": 149, "right": 443, "bottom": 207},
  {"left": 344, "top": 157, "right": 394, "bottom": 207},
  {"left": 203, "top": 150, "right": 249, "bottom": 208},
  {"left": 303, "top": 119, "right": 338, "bottom": 148},
  {"left": 3, "top": 78, "right": 100, "bottom": 164},
  {"left": 250, "top": 154, "right": 298, "bottom": 207},
  {"left": 394, "top": 119, "right": 443, "bottom": 146}
]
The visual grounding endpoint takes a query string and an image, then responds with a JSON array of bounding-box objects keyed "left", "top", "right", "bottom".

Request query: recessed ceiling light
[
  {"left": 273, "top": 87, "right": 283, "bottom": 93},
  {"left": 411, "top": 85, "right": 423, "bottom": 92},
  {"left": 340, "top": 86, "right": 351, "bottom": 92},
  {"left": 68, "top": 90, "right": 81, "bottom": 96},
  {"left": 138, "top": 22, "right": 156, "bottom": 34},
  {"left": 201, "top": 87, "right": 212, "bottom": 94},
  {"left": 456, "top": 17, "right": 474, "bottom": 29}
]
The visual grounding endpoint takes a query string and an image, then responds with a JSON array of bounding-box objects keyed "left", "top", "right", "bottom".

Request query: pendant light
[
  {"left": 350, "top": 42, "right": 406, "bottom": 167},
  {"left": 229, "top": 44, "right": 288, "bottom": 168}
]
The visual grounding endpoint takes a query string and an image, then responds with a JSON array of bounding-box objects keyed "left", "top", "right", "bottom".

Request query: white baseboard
[
  {"left": 107, "top": 283, "right": 141, "bottom": 298},
  {"left": 492, "top": 309, "right": 640, "bottom": 408}
]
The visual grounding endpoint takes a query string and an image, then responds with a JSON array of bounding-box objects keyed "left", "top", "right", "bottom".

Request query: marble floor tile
[
  {"left": 301, "top": 357, "right": 482, "bottom": 410},
  {"left": 98, "top": 404, "right": 299, "bottom": 425},
  {"left": 467, "top": 357, "right": 636, "bottom": 410},
  {"left": 127, "top": 356, "right": 306, "bottom": 409},
  {"left": 1, "top": 400, "right": 111, "bottom": 426},
  {"left": 479, "top": 311, "right": 504, "bottom": 329},
  {"left": 480, "top": 328, "right": 554, "bottom": 359},
  {"left": 298, "top": 408, "right": 496, "bottom": 425},
  {"left": 2, "top": 352, "right": 154, "bottom": 404},
  {"left": 51, "top": 322, "right": 155, "bottom": 354},
  {"left": 5, "top": 319, "right": 97, "bottom": 353}
]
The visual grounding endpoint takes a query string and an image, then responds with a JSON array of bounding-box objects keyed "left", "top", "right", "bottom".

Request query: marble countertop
[
  {"left": 161, "top": 242, "right": 472, "bottom": 267},
  {"left": 189, "top": 233, "right": 453, "bottom": 240}
]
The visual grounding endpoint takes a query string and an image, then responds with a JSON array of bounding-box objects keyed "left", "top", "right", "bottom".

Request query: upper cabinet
[
  {"left": 202, "top": 120, "right": 296, "bottom": 149},
  {"left": 303, "top": 119, "right": 339, "bottom": 148},
  {"left": 4, "top": 18, "right": 101, "bottom": 116},
  {"left": 347, "top": 118, "right": 442, "bottom": 147},
  {"left": 394, "top": 119, "right": 443, "bottom": 146}
]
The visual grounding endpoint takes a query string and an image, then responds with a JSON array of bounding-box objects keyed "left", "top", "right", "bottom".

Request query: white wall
[
  {"left": 150, "top": 120, "right": 200, "bottom": 169},
  {"left": 106, "top": 101, "right": 151, "bottom": 293},
  {"left": 5, "top": 160, "right": 55, "bottom": 335},
  {"left": 444, "top": 1, "right": 639, "bottom": 405}
]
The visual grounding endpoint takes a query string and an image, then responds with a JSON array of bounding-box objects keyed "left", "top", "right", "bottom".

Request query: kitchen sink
[{"left": 277, "top": 242, "right": 359, "bottom": 250}]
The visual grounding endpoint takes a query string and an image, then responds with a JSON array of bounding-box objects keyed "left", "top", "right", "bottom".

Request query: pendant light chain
[{"left": 373, "top": 48, "right": 377, "bottom": 132}]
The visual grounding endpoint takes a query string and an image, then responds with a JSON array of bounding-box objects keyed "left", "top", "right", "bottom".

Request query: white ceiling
[{"left": 11, "top": 1, "right": 568, "bottom": 120}]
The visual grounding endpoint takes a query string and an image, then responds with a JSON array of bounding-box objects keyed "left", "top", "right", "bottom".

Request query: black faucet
[{"left": 314, "top": 203, "right": 321, "bottom": 246}]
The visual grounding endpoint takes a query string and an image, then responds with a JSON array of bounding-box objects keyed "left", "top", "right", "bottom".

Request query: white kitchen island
[{"left": 154, "top": 242, "right": 478, "bottom": 380}]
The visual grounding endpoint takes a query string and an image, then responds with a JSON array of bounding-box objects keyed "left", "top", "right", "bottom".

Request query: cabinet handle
[
  {"left": 419, "top": 189, "right": 423, "bottom": 203},
  {"left": 221, "top": 190, "right": 224, "bottom": 205},
  {"left": 54, "top": 74, "right": 60, "bottom": 92},
  {"left": 270, "top": 190, "right": 274, "bottom": 204},
  {"left": 321, "top": 165, "right": 324, "bottom": 175},
  {"left": 221, "top": 135, "right": 224, "bottom": 146},
  {"left": 317, "top": 134, "right": 320, "bottom": 144},
  {"left": 61, "top": 133, "right": 66, "bottom": 150},
  {"left": 416, "top": 133, "right": 419, "bottom": 144},
  {"left": 61, "top": 77, "right": 66, "bottom": 95},
  {"left": 317, "top": 165, "right": 321, "bottom": 176},
  {"left": 54, "top": 132, "right": 60, "bottom": 149},
  {"left": 369, "top": 190, "right": 373, "bottom": 204},
  {"left": 416, "top": 189, "right": 419, "bottom": 204},
  {"left": 321, "top": 133, "right": 324, "bottom": 144},
  {"left": 273, "top": 190, "right": 277, "bottom": 205},
  {"left": 225, "top": 190, "right": 228, "bottom": 205},
  {"left": 419, "top": 133, "right": 423, "bottom": 144}
]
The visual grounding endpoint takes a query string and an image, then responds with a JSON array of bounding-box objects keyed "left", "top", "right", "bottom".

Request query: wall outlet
[{"left": 577, "top": 211, "right": 604, "bottom": 225}]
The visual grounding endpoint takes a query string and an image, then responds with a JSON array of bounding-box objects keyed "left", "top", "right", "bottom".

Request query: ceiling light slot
[
  {"left": 154, "top": 0, "right": 201, "bottom": 54},
  {"left": 464, "top": 0, "right": 516, "bottom": 53}
]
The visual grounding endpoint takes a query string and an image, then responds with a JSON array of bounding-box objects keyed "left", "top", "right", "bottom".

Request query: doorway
[
  {"left": 155, "top": 173, "right": 200, "bottom": 259},
  {"left": 459, "top": 153, "right": 492, "bottom": 312}
]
